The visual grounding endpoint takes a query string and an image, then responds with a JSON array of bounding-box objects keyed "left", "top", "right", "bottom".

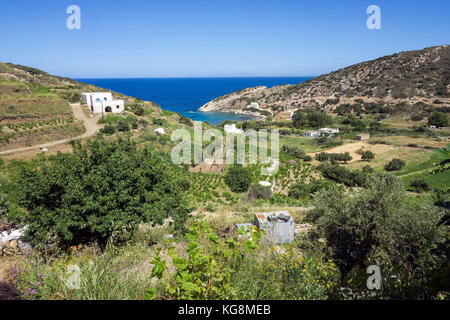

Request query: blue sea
[{"left": 76, "top": 77, "right": 312, "bottom": 125}]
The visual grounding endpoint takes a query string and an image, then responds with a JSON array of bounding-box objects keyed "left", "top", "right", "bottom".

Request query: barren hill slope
[{"left": 200, "top": 45, "right": 450, "bottom": 119}]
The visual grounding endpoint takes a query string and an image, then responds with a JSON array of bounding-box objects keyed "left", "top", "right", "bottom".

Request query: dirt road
[{"left": 0, "top": 105, "right": 100, "bottom": 156}]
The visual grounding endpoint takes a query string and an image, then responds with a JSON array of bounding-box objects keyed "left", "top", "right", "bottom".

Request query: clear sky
[{"left": 0, "top": 0, "right": 449, "bottom": 78}]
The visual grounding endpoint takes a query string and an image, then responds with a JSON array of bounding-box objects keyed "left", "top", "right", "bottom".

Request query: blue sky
[{"left": 0, "top": 0, "right": 449, "bottom": 78}]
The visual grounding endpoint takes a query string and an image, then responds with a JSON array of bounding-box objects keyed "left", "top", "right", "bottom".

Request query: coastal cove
[{"left": 76, "top": 77, "right": 312, "bottom": 125}]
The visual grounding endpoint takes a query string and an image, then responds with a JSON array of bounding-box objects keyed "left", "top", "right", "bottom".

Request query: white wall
[{"left": 82, "top": 93, "right": 124, "bottom": 114}]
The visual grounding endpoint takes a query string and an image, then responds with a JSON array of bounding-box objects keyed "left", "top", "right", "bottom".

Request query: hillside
[
  {"left": 0, "top": 62, "right": 187, "bottom": 154},
  {"left": 200, "top": 45, "right": 450, "bottom": 119}
]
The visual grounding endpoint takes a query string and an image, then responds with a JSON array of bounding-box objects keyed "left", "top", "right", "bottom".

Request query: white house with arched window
[{"left": 82, "top": 92, "right": 125, "bottom": 114}]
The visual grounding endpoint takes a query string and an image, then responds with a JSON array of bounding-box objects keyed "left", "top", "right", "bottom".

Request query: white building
[
  {"left": 319, "top": 128, "right": 340, "bottom": 137},
  {"left": 303, "top": 130, "right": 320, "bottom": 138},
  {"left": 224, "top": 123, "right": 244, "bottom": 134},
  {"left": 154, "top": 128, "right": 165, "bottom": 135},
  {"left": 248, "top": 102, "right": 260, "bottom": 108},
  {"left": 82, "top": 92, "right": 125, "bottom": 114}
]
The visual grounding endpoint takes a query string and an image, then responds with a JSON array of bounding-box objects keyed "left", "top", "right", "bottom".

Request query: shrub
[
  {"left": 102, "top": 124, "right": 116, "bottom": 135},
  {"left": 410, "top": 179, "right": 430, "bottom": 193},
  {"left": 317, "top": 162, "right": 368, "bottom": 187},
  {"left": 307, "top": 174, "right": 447, "bottom": 299},
  {"left": 410, "top": 113, "right": 424, "bottom": 121},
  {"left": 362, "top": 165, "right": 374, "bottom": 174},
  {"left": 224, "top": 165, "right": 252, "bottom": 193},
  {"left": 11, "top": 136, "right": 192, "bottom": 249},
  {"left": 146, "top": 221, "right": 261, "bottom": 300},
  {"left": 428, "top": 111, "right": 448, "bottom": 127},
  {"left": 125, "top": 103, "right": 144, "bottom": 116},
  {"left": 315, "top": 152, "right": 352, "bottom": 164},
  {"left": 248, "top": 184, "right": 272, "bottom": 200},
  {"left": 281, "top": 145, "right": 306, "bottom": 159},
  {"left": 233, "top": 250, "right": 339, "bottom": 300},
  {"left": 117, "top": 119, "right": 130, "bottom": 132},
  {"left": 361, "top": 150, "right": 375, "bottom": 161},
  {"left": 385, "top": 158, "right": 406, "bottom": 171},
  {"left": 288, "top": 180, "right": 334, "bottom": 199}
]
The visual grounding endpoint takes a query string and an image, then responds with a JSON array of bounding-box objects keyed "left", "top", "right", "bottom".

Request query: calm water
[{"left": 76, "top": 77, "right": 312, "bottom": 125}]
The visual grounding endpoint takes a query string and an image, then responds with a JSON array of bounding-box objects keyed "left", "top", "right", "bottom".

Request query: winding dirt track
[{"left": 0, "top": 105, "right": 99, "bottom": 156}]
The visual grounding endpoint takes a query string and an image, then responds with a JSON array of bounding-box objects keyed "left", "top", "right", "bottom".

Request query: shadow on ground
[{"left": 0, "top": 281, "right": 20, "bottom": 300}]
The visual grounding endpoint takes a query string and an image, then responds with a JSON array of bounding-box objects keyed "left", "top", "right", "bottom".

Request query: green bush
[
  {"left": 102, "top": 124, "right": 116, "bottom": 135},
  {"left": 428, "top": 111, "right": 448, "bottom": 127},
  {"left": 281, "top": 145, "right": 306, "bottom": 159},
  {"left": 146, "top": 221, "right": 261, "bottom": 300},
  {"left": 117, "top": 119, "right": 130, "bottom": 132},
  {"left": 410, "top": 113, "right": 424, "bottom": 121},
  {"left": 410, "top": 179, "right": 430, "bottom": 193},
  {"left": 361, "top": 150, "right": 375, "bottom": 161},
  {"left": 362, "top": 165, "right": 374, "bottom": 174},
  {"left": 126, "top": 103, "right": 145, "bottom": 116},
  {"left": 385, "top": 158, "right": 406, "bottom": 171},
  {"left": 10, "top": 136, "right": 192, "bottom": 249},
  {"left": 307, "top": 174, "right": 447, "bottom": 299},
  {"left": 292, "top": 111, "right": 333, "bottom": 129},
  {"left": 248, "top": 183, "right": 272, "bottom": 200},
  {"left": 288, "top": 179, "right": 335, "bottom": 200},
  {"left": 317, "top": 162, "right": 368, "bottom": 187},
  {"left": 224, "top": 165, "right": 252, "bottom": 193}
]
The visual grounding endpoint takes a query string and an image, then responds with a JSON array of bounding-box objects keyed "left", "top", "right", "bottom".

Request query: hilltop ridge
[{"left": 200, "top": 45, "right": 450, "bottom": 119}]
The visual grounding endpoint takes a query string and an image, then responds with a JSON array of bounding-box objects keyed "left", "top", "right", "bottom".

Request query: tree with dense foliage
[
  {"left": 307, "top": 174, "right": 448, "bottom": 299},
  {"left": 385, "top": 158, "right": 406, "bottom": 171},
  {"left": 361, "top": 150, "right": 375, "bottom": 161},
  {"left": 224, "top": 165, "right": 252, "bottom": 193},
  {"left": 292, "top": 111, "right": 333, "bottom": 129},
  {"left": 428, "top": 111, "right": 448, "bottom": 127},
  {"left": 343, "top": 114, "right": 367, "bottom": 131},
  {"left": 10, "top": 136, "right": 192, "bottom": 249}
]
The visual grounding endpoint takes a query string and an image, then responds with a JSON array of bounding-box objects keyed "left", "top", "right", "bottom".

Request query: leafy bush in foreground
[
  {"left": 147, "top": 221, "right": 261, "bottom": 300},
  {"left": 10, "top": 136, "right": 191, "bottom": 249},
  {"left": 307, "top": 174, "right": 448, "bottom": 299}
]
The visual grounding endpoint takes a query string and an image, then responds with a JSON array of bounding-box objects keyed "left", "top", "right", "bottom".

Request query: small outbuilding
[
  {"left": 355, "top": 133, "right": 370, "bottom": 141},
  {"left": 154, "top": 128, "right": 165, "bottom": 135}
]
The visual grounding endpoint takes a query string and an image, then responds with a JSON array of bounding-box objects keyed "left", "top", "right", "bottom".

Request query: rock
[{"left": 9, "top": 240, "right": 17, "bottom": 248}]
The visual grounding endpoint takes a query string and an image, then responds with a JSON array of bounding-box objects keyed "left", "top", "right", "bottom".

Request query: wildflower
[
  {"left": 31, "top": 290, "right": 37, "bottom": 294},
  {"left": 36, "top": 282, "right": 40, "bottom": 287},
  {"left": 13, "top": 268, "right": 18, "bottom": 272},
  {"left": 13, "top": 273, "right": 17, "bottom": 278}
]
